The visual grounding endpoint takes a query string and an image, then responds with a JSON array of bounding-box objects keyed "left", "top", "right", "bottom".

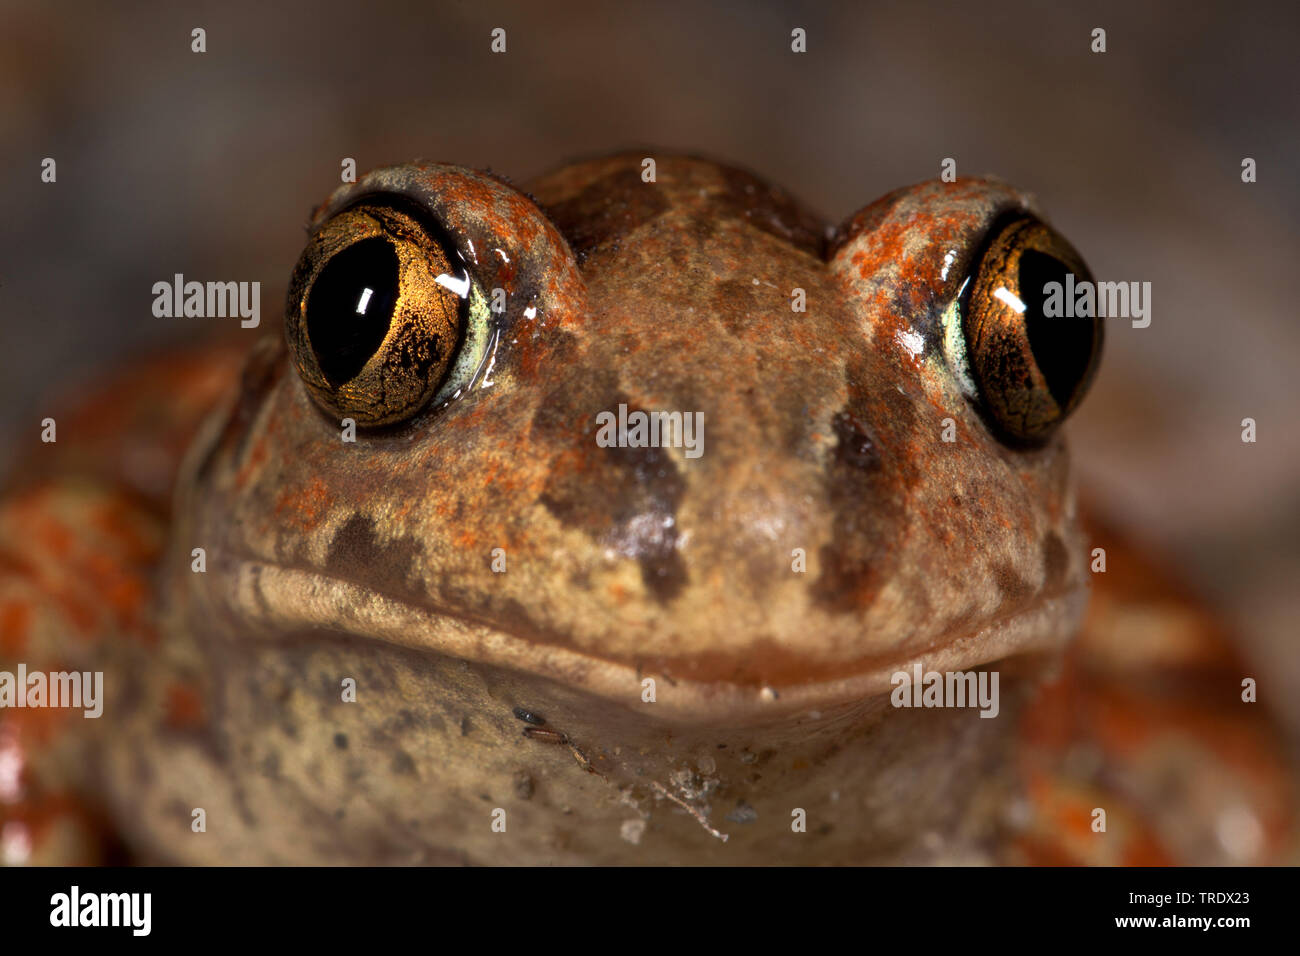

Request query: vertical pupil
[
  {"left": 306, "top": 237, "right": 400, "bottom": 386},
  {"left": 1017, "top": 249, "right": 1098, "bottom": 408}
]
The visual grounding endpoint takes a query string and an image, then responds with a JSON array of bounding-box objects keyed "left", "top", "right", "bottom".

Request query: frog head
[{"left": 158, "top": 154, "right": 1102, "bottom": 863}]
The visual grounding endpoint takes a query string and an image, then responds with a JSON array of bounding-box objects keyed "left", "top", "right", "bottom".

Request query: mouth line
[{"left": 219, "top": 556, "right": 1086, "bottom": 721}]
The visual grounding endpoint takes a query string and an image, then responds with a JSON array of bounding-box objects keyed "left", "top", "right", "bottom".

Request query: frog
[{"left": 0, "top": 153, "right": 1291, "bottom": 865}]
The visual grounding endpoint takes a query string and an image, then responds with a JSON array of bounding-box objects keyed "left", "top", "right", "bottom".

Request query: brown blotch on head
[
  {"left": 811, "top": 360, "right": 916, "bottom": 614},
  {"left": 533, "top": 383, "right": 688, "bottom": 604},
  {"left": 716, "top": 164, "right": 826, "bottom": 258},
  {"left": 541, "top": 169, "right": 671, "bottom": 263},
  {"left": 325, "top": 514, "right": 424, "bottom": 601}
]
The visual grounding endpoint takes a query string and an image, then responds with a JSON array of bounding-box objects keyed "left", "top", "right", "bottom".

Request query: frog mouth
[{"left": 216, "top": 557, "right": 1087, "bottom": 721}]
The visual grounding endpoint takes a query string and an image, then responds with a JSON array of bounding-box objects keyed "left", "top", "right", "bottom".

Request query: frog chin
[{"left": 210, "top": 553, "right": 1090, "bottom": 721}]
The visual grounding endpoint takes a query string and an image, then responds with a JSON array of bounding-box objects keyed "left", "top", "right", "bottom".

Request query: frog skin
[{"left": 0, "top": 154, "right": 1290, "bottom": 865}]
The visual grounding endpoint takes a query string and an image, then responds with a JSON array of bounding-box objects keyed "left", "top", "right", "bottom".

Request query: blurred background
[{"left": 1, "top": 1, "right": 1296, "bottom": 744}]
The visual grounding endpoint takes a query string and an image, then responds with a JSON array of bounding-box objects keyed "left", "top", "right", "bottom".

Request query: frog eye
[
  {"left": 285, "top": 200, "right": 492, "bottom": 427},
  {"left": 953, "top": 215, "right": 1103, "bottom": 445}
]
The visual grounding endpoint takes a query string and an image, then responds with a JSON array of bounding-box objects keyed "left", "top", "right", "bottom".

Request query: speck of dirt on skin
[
  {"left": 726, "top": 801, "right": 758, "bottom": 825},
  {"left": 512, "top": 707, "right": 546, "bottom": 726},
  {"left": 620, "top": 818, "right": 647, "bottom": 844},
  {"left": 514, "top": 772, "right": 535, "bottom": 800}
]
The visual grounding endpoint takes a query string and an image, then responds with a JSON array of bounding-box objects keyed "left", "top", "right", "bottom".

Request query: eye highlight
[
  {"left": 957, "top": 215, "right": 1103, "bottom": 445},
  {"left": 285, "top": 200, "right": 491, "bottom": 427}
]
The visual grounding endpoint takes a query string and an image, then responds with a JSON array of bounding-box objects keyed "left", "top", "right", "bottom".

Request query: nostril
[{"left": 830, "top": 410, "right": 882, "bottom": 473}]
